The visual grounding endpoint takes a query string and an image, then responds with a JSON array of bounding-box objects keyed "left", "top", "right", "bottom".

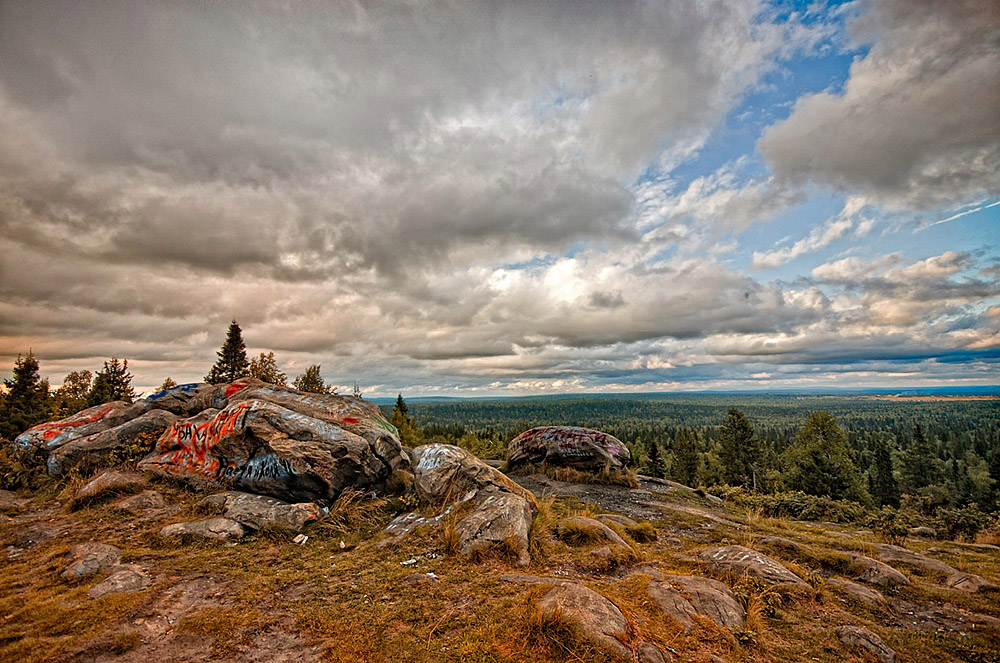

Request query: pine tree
[
  {"left": 292, "top": 365, "right": 333, "bottom": 394},
  {"left": 672, "top": 428, "right": 699, "bottom": 487},
  {"left": 782, "top": 412, "right": 869, "bottom": 504},
  {"left": 158, "top": 377, "right": 178, "bottom": 392},
  {"left": 205, "top": 320, "right": 250, "bottom": 384},
  {"left": 389, "top": 394, "right": 420, "bottom": 446},
  {"left": 719, "top": 408, "right": 758, "bottom": 489},
  {"left": 395, "top": 394, "right": 408, "bottom": 418},
  {"left": 248, "top": 351, "right": 287, "bottom": 385},
  {"left": 900, "top": 424, "right": 939, "bottom": 493},
  {"left": 647, "top": 437, "right": 667, "bottom": 478},
  {"left": 87, "top": 358, "right": 136, "bottom": 406},
  {"left": 53, "top": 370, "right": 92, "bottom": 416},
  {"left": 0, "top": 352, "right": 51, "bottom": 438},
  {"left": 870, "top": 438, "right": 900, "bottom": 507}
]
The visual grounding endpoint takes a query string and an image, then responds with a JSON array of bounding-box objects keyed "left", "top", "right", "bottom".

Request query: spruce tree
[
  {"left": 158, "top": 377, "right": 178, "bottom": 392},
  {"left": 672, "top": 428, "right": 699, "bottom": 487},
  {"left": 782, "top": 412, "right": 869, "bottom": 504},
  {"left": 205, "top": 320, "right": 250, "bottom": 384},
  {"left": 0, "top": 352, "right": 51, "bottom": 438},
  {"left": 900, "top": 424, "right": 939, "bottom": 493},
  {"left": 292, "top": 365, "right": 332, "bottom": 393},
  {"left": 870, "top": 438, "right": 900, "bottom": 507},
  {"left": 87, "top": 358, "right": 136, "bottom": 405},
  {"left": 719, "top": 408, "right": 758, "bottom": 489},
  {"left": 389, "top": 394, "right": 420, "bottom": 446},
  {"left": 395, "top": 394, "right": 408, "bottom": 417}
]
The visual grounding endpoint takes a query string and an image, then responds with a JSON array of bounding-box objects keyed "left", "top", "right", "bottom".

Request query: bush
[
  {"left": 934, "top": 506, "right": 990, "bottom": 542},
  {"left": 711, "top": 486, "right": 869, "bottom": 523},
  {"left": 866, "top": 507, "right": 909, "bottom": 545},
  {"left": 0, "top": 440, "right": 48, "bottom": 491}
]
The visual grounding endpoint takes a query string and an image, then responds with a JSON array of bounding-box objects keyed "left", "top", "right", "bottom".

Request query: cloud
[{"left": 759, "top": 0, "right": 1000, "bottom": 210}]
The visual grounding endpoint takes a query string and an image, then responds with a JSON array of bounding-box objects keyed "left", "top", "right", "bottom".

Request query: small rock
[
  {"left": 557, "top": 516, "right": 630, "bottom": 548},
  {"left": 945, "top": 572, "right": 998, "bottom": 594},
  {"left": 637, "top": 642, "right": 670, "bottom": 663},
  {"left": 401, "top": 558, "right": 418, "bottom": 566},
  {"left": 847, "top": 553, "right": 910, "bottom": 587},
  {"left": 404, "top": 573, "right": 440, "bottom": 584},
  {"left": 115, "top": 490, "right": 168, "bottom": 513},
  {"left": 160, "top": 517, "right": 245, "bottom": 540},
  {"left": 74, "top": 470, "right": 146, "bottom": 504},
  {"left": 595, "top": 514, "right": 638, "bottom": 528},
  {"left": 835, "top": 625, "right": 895, "bottom": 663},
  {"left": 697, "top": 545, "right": 807, "bottom": 587},
  {"left": 908, "top": 526, "right": 937, "bottom": 538},
  {"left": 827, "top": 578, "right": 885, "bottom": 605},
  {"left": 644, "top": 573, "right": 746, "bottom": 631},
  {"left": 292, "top": 534, "right": 308, "bottom": 545},
  {"left": 199, "top": 491, "right": 322, "bottom": 531},
  {"left": 88, "top": 565, "right": 150, "bottom": 599},
  {"left": 61, "top": 543, "right": 122, "bottom": 580},
  {"left": 537, "top": 583, "right": 630, "bottom": 659}
]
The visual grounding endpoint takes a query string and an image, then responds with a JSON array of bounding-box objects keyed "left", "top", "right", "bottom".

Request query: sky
[{"left": 0, "top": 0, "right": 998, "bottom": 397}]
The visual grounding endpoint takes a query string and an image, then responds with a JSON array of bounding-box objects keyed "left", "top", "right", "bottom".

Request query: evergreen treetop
[{"left": 206, "top": 320, "right": 250, "bottom": 384}]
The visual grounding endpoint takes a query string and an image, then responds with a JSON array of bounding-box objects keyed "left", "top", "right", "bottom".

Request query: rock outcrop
[
  {"left": 506, "top": 426, "right": 631, "bottom": 471},
  {"left": 536, "top": 582, "right": 631, "bottom": 658},
  {"left": 846, "top": 552, "right": 910, "bottom": 587},
  {"left": 557, "top": 516, "right": 630, "bottom": 548},
  {"left": 15, "top": 379, "right": 409, "bottom": 505},
  {"left": 389, "top": 444, "right": 538, "bottom": 565},
  {"left": 698, "top": 545, "right": 807, "bottom": 587},
  {"left": 87, "top": 565, "right": 150, "bottom": 599}
]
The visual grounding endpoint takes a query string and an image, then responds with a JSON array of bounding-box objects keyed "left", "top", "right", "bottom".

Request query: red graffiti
[
  {"left": 30, "top": 402, "right": 119, "bottom": 442},
  {"left": 224, "top": 381, "right": 251, "bottom": 399},
  {"left": 340, "top": 417, "right": 360, "bottom": 425},
  {"left": 158, "top": 403, "right": 250, "bottom": 477}
]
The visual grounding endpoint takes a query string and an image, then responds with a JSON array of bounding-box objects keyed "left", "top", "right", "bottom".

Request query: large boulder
[
  {"left": 846, "top": 552, "right": 910, "bottom": 587},
  {"left": 697, "top": 545, "right": 807, "bottom": 587},
  {"left": 874, "top": 544, "right": 957, "bottom": 575},
  {"left": 506, "top": 426, "right": 631, "bottom": 471},
  {"left": 407, "top": 444, "right": 537, "bottom": 565},
  {"left": 160, "top": 517, "right": 246, "bottom": 541},
  {"left": 836, "top": 625, "right": 895, "bottom": 663},
  {"left": 61, "top": 543, "right": 122, "bottom": 580},
  {"left": 46, "top": 409, "right": 178, "bottom": 476},
  {"left": 536, "top": 582, "right": 632, "bottom": 658},
  {"left": 137, "top": 379, "right": 408, "bottom": 503}
]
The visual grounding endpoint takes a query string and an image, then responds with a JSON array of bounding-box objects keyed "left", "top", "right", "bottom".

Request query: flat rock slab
[
  {"left": 536, "top": 583, "right": 630, "bottom": 658},
  {"left": 115, "top": 490, "right": 168, "bottom": 513},
  {"left": 891, "top": 600, "right": 1000, "bottom": 633},
  {"left": 698, "top": 545, "right": 807, "bottom": 587},
  {"left": 945, "top": 572, "right": 998, "bottom": 594},
  {"left": 160, "top": 517, "right": 245, "bottom": 540},
  {"left": 875, "top": 544, "right": 957, "bottom": 575},
  {"left": 836, "top": 625, "right": 895, "bottom": 663},
  {"left": 595, "top": 514, "right": 638, "bottom": 528},
  {"left": 827, "top": 578, "right": 885, "bottom": 605},
  {"left": 199, "top": 491, "right": 322, "bottom": 531},
  {"left": 847, "top": 553, "right": 910, "bottom": 587},
  {"left": 644, "top": 573, "right": 745, "bottom": 631},
  {"left": 62, "top": 542, "right": 122, "bottom": 580},
  {"left": 75, "top": 470, "right": 146, "bottom": 504},
  {"left": 88, "top": 564, "right": 150, "bottom": 599},
  {"left": 557, "top": 516, "right": 630, "bottom": 548}
]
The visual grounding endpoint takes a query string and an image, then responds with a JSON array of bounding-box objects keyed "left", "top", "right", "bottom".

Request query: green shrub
[
  {"left": 711, "top": 485, "right": 869, "bottom": 523},
  {"left": 0, "top": 441, "right": 47, "bottom": 491},
  {"left": 934, "top": 506, "right": 990, "bottom": 542}
]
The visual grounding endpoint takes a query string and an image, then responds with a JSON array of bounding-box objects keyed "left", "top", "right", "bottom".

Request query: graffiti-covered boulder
[
  {"left": 138, "top": 379, "right": 408, "bottom": 503},
  {"left": 14, "top": 378, "right": 408, "bottom": 505},
  {"left": 506, "top": 426, "right": 631, "bottom": 471}
]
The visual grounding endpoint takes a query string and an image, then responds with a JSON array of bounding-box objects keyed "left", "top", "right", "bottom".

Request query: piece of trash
[
  {"left": 339, "top": 540, "right": 346, "bottom": 549},
  {"left": 426, "top": 572, "right": 439, "bottom": 580},
  {"left": 401, "top": 558, "right": 418, "bottom": 566},
  {"left": 293, "top": 534, "right": 308, "bottom": 545}
]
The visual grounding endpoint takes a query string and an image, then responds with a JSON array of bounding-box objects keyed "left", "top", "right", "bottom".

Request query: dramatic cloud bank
[{"left": 0, "top": 0, "right": 996, "bottom": 395}]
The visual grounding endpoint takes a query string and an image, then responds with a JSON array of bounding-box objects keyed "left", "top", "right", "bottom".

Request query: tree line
[{"left": 0, "top": 320, "right": 343, "bottom": 440}]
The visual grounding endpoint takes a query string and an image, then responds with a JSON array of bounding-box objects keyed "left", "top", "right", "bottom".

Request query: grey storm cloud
[
  {"left": 0, "top": 0, "right": 996, "bottom": 394},
  {"left": 759, "top": 0, "right": 1000, "bottom": 210}
]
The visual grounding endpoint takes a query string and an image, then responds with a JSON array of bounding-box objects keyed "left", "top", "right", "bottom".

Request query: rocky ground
[{"left": 1, "top": 469, "right": 998, "bottom": 663}]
